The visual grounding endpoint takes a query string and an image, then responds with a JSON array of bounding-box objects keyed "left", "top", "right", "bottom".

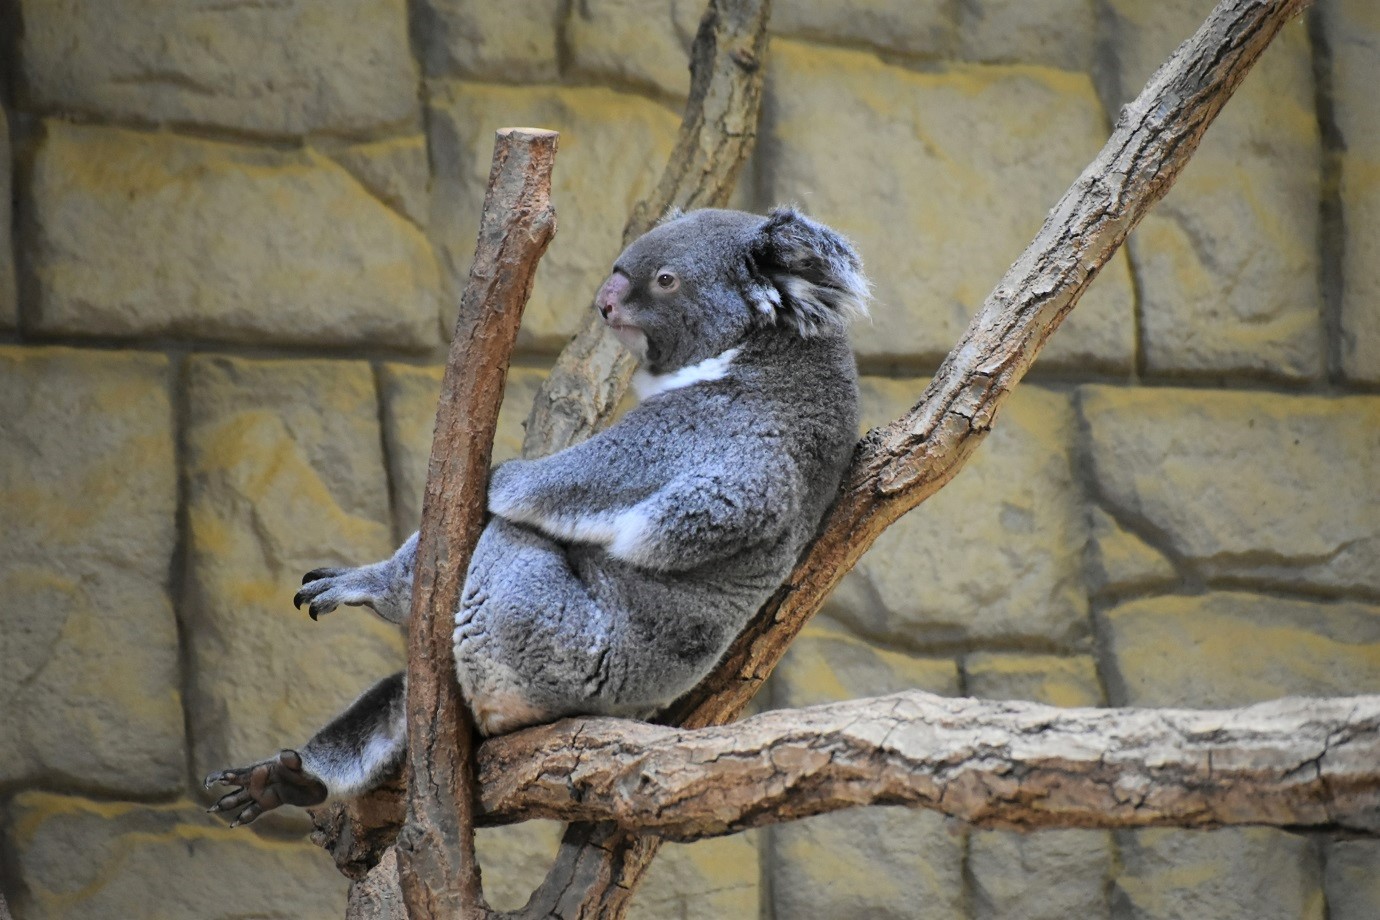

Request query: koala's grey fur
[{"left": 206, "top": 207, "right": 868, "bottom": 817}]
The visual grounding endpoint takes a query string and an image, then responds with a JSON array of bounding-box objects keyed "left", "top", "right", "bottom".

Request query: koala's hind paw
[
  {"left": 204, "top": 750, "right": 328, "bottom": 827},
  {"left": 294, "top": 566, "right": 376, "bottom": 621}
]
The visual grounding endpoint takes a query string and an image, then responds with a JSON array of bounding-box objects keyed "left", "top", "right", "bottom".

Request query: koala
[{"left": 205, "top": 207, "right": 868, "bottom": 825}]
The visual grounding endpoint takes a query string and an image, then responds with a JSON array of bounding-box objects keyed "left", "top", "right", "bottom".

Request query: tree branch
[
  {"left": 527, "top": 1, "right": 1319, "bottom": 916},
  {"left": 397, "top": 128, "right": 558, "bottom": 919},
  {"left": 317, "top": 2, "right": 1333, "bottom": 917},
  {"left": 476, "top": 692, "right": 1380, "bottom": 838}
]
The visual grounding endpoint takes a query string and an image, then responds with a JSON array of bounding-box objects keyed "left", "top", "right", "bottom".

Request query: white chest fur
[{"left": 632, "top": 347, "right": 740, "bottom": 401}]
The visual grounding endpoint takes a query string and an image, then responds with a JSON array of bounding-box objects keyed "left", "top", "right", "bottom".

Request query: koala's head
[{"left": 594, "top": 207, "right": 869, "bottom": 373}]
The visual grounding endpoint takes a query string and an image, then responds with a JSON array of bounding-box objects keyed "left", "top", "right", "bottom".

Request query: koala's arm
[
  {"left": 494, "top": 435, "right": 796, "bottom": 572},
  {"left": 605, "top": 467, "right": 798, "bottom": 572},
  {"left": 487, "top": 433, "right": 666, "bottom": 536}
]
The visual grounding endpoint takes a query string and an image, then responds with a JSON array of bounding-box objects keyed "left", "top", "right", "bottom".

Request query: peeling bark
[
  {"left": 396, "top": 128, "right": 558, "bottom": 919},
  {"left": 477, "top": 692, "right": 1380, "bottom": 838}
]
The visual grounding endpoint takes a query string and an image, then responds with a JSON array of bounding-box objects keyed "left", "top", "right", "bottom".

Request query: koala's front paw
[{"left": 204, "top": 750, "right": 328, "bottom": 827}]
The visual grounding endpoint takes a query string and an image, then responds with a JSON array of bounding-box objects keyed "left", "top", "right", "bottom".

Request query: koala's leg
[
  {"left": 456, "top": 519, "right": 639, "bottom": 735},
  {"left": 205, "top": 672, "right": 407, "bottom": 825},
  {"left": 295, "top": 532, "right": 418, "bottom": 623}
]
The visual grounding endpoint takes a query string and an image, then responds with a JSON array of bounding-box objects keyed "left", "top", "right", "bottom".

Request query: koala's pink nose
[{"left": 596, "top": 272, "right": 631, "bottom": 320}]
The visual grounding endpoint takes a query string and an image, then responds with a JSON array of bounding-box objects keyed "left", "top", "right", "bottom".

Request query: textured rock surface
[
  {"left": 1100, "top": 592, "right": 1380, "bottom": 708},
  {"left": 970, "top": 829, "right": 1113, "bottom": 920},
  {"left": 5, "top": 793, "right": 347, "bottom": 919},
  {"left": 475, "top": 822, "right": 564, "bottom": 912},
  {"left": 26, "top": 123, "right": 442, "bottom": 349},
  {"left": 831, "top": 378, "right": 1089, "bottom": 647},
  {"left": 1084, "top": 507, "right": 1179, "bottom": 598},
  {"left": 474, "top": 821, "right": 761, "bottom": 919},
  {"left": 630, "top": 833, "right": 761, "bottom": 920},
  {"left": 772, "top": 808, "right": 964, "bottom": 920},
  {"left": 958, "top": 0, "right": 1097, "bottom": 70},
  {"left": 1101, "top": 2, "right": 1323, "bottom": 379},
  {"left": 18, "top": 0, "right": 418, "bottom": 137},
  {"left": 1112, "top": 828, "right": 1324, "bottom": 920},
  {"left": 771, "top": 0, "right": 954, "bottom": 58},
  {"left": 0, "top": 102, "right": 14, "bottom": 329},
  {"left": 330, "top": 135, "right": 432, "bottom": 229},
  {"left": 0, "top": 347, "right": 183, "bottom": 795},
  {"left": 428, "top": 83, "right": 678, "bottom": 351},
  {"left": 962, "top": 652, "right": 1103, "bottom": 707},
  {"left": 378, "top": 363, "right": 547, "bottom": 538},
  {"left": 759, "top": 40, "right": 1136, "bottom": 370},
  {"left": 1325, "top": 840, "right": 1380, "bottom": 920},
  {"left": 1324, "top": 0, "right": 1380, "bottom": 382},
  {"left": 1081, "top": 386, "right": 1380, "bottom": 594},
  {"left": 415, "top": 0, "right": 563, "bottom": 82},
  {"left": 567, "top": 0, "right": 701, "bottom": 99},
  {"left": 184, "top": 356, "right": 403, "bottom": 782},
  {"left": 770, "top": 616, "right": 960, "bottom": 708}
]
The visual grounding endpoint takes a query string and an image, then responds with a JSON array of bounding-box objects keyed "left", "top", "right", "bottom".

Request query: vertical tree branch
[
  {"left": 396, "top": 128, "right": 558, "bottom": 919},
  {"left": 520, "top": 0, "right": 772, "bottom": 459}
]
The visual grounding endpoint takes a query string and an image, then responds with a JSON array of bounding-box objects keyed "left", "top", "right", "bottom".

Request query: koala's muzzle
[{"left": 596, "top": 271, "right": 631, "bottom": 321}]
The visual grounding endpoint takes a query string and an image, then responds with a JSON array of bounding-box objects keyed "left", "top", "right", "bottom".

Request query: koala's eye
[{"left": 654, "top": 270, "right": 679, "bottom": 292}]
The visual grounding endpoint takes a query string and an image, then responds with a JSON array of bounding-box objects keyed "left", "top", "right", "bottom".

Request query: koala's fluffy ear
[{"left": 745, "top": 207, "right": 870, "bottom": 336}]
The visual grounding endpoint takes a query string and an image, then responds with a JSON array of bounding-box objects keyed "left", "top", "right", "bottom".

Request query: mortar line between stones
[
  {"left": 1306, "top": 6, "right": 1346, "bottom": 386},
  {"left": 165, "top": 348, "right": 203, "bottom": 800}
]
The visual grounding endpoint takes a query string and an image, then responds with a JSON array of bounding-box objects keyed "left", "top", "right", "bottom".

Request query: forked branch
[{"left": 397, "top": 129, "right": 558, "bottom": 919}]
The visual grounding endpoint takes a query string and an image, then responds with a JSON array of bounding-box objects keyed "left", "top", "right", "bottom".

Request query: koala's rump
[{"left": 454, "top": 517, "right": 776, "bottom": 727}]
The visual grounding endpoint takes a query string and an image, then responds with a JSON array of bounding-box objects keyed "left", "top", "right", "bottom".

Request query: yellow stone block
[
  {"left": 5, "top": 793, "right": 347, "bottom": 920},
  {"left": 834, "top": 377, "right": 1090, "bottom": 646},
  {"left": 0, "top": 346, "right": 183, "bottom": 795},
  {"left": 1101, "top": 591, "right": 1380, "bottom": 708},
  {"left": 759, "top": 40, "right": 1136, "bottom": 370},
  {"left": 20, "top": 0, "right": 418, "bottom": 136},
  {"left": 1081, "top": 386, "right": 1380, "bottom": 593},
  {"left": 28, "top": 122, "right": 442, "bottom": 349},
  {"left": 184, "top": 356, "right": 403, "bottom": 786},
  {"left": 1113, "top": 828, "right": 1324, "bottom": 920}
]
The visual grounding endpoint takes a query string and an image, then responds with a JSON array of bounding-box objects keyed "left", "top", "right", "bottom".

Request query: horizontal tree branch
[{"left": 476, "top": 692, "right": 1380, "bottom": 840}]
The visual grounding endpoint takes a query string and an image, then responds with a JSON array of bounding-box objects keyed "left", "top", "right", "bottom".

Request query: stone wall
[{"left": 1, "top": 1, "right": 1376, "bottom": 918}]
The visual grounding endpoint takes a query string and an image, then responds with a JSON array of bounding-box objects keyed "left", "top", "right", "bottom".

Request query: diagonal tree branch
[
  {"left": 476, "top": 692, "right": 1380, "bottom": 838},
  {"left": 397, "top": 129, "right": 558, "bottom": 919}
]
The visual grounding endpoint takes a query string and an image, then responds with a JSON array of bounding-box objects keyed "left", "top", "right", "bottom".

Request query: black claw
[
  {"left": 308, "top": 606, "right": 319, "bottom": 621},
  {"left": 293, "top": 589, "right": 306, "bottom": 609}
]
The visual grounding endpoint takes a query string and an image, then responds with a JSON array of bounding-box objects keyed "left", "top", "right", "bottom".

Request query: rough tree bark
[
  {"left": 478, "top": 692, "right": 1380, "bottom": 838},
  {"left": 395, "top": 129, "right": 558, "bottom": 919},
  {"left": 318, "top": 1, "right": 1368, "bottom": 918}
]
